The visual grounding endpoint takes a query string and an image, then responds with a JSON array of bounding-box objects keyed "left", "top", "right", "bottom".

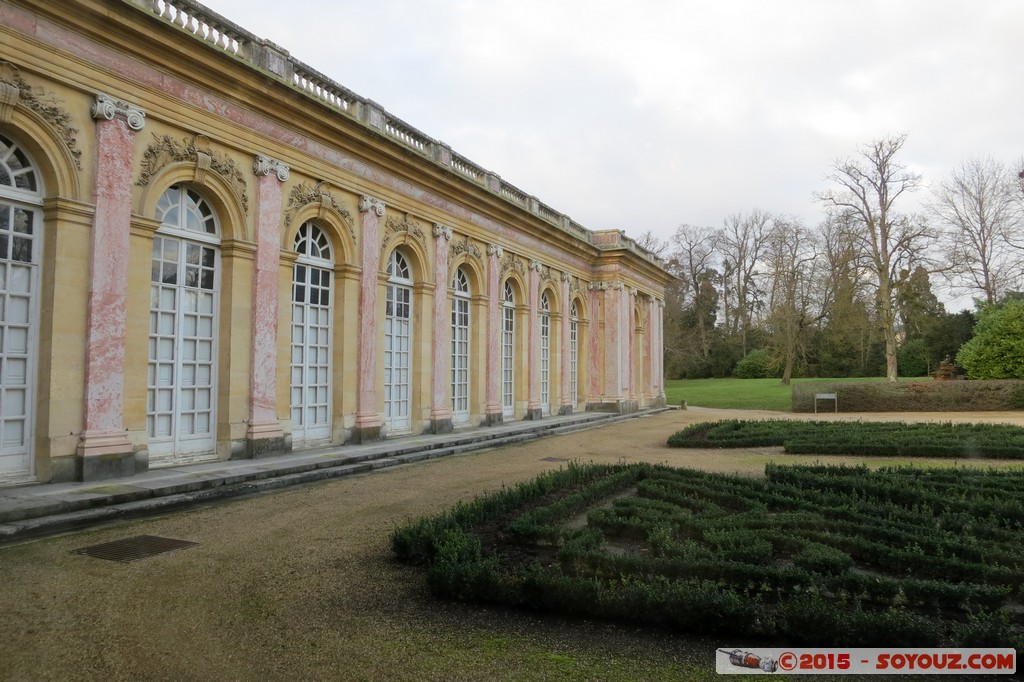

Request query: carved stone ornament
[
  {"left": 450, "top": 235, "right": 482, "bottom": 262},
  {"left": 432, "top": 223, "right": 453, "bottom": 241},
  {"left": 91, "top": 93, "right": 146, "bottom": 131},
  {"left": 137, "top": 133, "right": 249, "bottom": 213},
  {"left": 501, "top": 251, "right": 525, "bottom": 277},
  {"left": 252, "top": 154, "right": 290, "bottom": 182},
  {"left": 588, "top": 281, "right": 608, "bottom": 291},
  {"left": 384, "top": 214, "right": 426, "bottom": 249},
  {"left": 358, "top": 195, "right": 385, "bottom": 216},
  {"left": 486, "top": 244, "right": 504, "bottom": 259},
  {"left": 611, "top": 281, "right": 625, "bottom": 291},
  {"left": 528, "top": 259, "right": 542, "bottom": 272},
  {"left": 560, "top": 271, "right": 572, "bottom": 283},
  {"left": 0, "top": 61, "right": 82, "bottom": 168},
  {"left": 284, "top": 181, "right": 355, "bottom": 243},
  {"left": 571, "top": 277, "right": 583, "bottom": 296}
]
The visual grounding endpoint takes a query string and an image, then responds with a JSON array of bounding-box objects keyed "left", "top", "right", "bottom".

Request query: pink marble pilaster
[
  {"left": 430, "top": 224, "right": 453, "bottom": 428},
  {"left": 77, "top": 95, "right": 146, "bottom": 461},
  {"left": 629, "top": 289, "right": 638, "bottom": 401},
  {"left": 354, "top": 196, "right": 385, "bottom": 433},
  {"left": 247, "top": 156, "right": 289, "bottom": 445},
  {"left": 645, "top": 296, "right": 656, "bottom": 398},
  {"left": 484, "top": 245, "right": 503, "bottom": 420},
  {"left": 559, "top": 272, "right": 571, "bottom": 410},
  {"left": 588, "top": 284, "right": 602, "bottom": 399},
  {"left": 526, "top": 260, "right": 541, "bottom": 415}
]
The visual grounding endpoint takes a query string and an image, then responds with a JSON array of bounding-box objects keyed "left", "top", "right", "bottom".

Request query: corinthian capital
[{"left": 91, "top": 93, "right": 146, "bottom": 131}]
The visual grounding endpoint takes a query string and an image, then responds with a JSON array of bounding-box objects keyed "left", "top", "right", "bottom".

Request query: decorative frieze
[
  {"left": 252, "top": 154, "right": 289, "bottom": 181},
  {"left": 0, "top": 61, "right": 82, "bottom": 168},
  {"left": 91, "top": 93, "right": 146, "bottom": 131},
  {"left": 137, "top": 133, "right": 249, "bottom": 213}
]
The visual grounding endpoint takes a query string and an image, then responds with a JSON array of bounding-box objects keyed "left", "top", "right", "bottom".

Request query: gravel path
[{"left": 2, "top": 408, "right": 1022, "bottom": 681}]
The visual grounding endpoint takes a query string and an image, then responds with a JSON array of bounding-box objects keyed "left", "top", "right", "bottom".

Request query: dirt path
[{"left": 2, "top": 408, "right": 1022, "bottom": 681}]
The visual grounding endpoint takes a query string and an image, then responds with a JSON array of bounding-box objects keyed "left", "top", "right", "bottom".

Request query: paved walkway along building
[{"left": 0, "top": 0, "right": 670, "bottom": 486}]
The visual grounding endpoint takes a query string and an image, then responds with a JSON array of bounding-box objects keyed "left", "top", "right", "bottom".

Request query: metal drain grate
[
  {"left": 540, "top": 457, "right": 569, "bottom": 462},
  {"left": 72, "top": 535, "right": 198, "bottom": 562}
]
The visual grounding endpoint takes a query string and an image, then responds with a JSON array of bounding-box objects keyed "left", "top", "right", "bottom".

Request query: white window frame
[
  {"left": 451, "top": 267, "right": 470, "bottom": 424},
  {"left": 385, "top": 250, "right": 413, "bottom": 433},
  {"left": 501, "top": 280, "right": 515, "bottom": 419},
  {"left": 0, "top": 133, "right": 43, "bottom": 484},
  {"left": 290, "top": 222, "right": 334, "bottom": 446},
  {"left": 147, "top": 184, "right": 220, "bottom": 467},
  {"left": 539, "top": 291, "right": 551, "bottom": 416}
]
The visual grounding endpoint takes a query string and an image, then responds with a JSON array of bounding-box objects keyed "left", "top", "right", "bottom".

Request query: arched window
[
  {"left": 569, "top": 300, "right": 579, "bottom": 406},
  {"left": 501, "top": 280, "right": 515, "bottom": 419},
  {"left": 385, "top": 250, "right": 413, "bottom": 432},
  {"left": 0, "top": 133, "right": 43, "bottom": 482},
  {"left": 539, "top": 291, "right": 551, "bottom": 416},
  {"left": 147, "top": 184, "right": 220, "bottom": 466},
  {"left": 291, "top": 222, "right": 334, "bottom": 445},
  {"left": 451, "top": 267, "right": 470, "bottom": 424}
]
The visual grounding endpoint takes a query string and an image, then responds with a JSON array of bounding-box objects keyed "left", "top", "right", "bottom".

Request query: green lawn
[{"left": 665, "top": 377, "right": 887, "bottom": 411}]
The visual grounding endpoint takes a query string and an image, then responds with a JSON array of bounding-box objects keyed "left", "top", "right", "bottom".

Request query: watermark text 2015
[{"left": 716, "top": 648, "right": 1016, "bottom": 675}]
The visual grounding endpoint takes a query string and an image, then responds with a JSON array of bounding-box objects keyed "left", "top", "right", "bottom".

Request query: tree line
[{"left": 643, "top": 134, "right": 1024, "bottom": 383}]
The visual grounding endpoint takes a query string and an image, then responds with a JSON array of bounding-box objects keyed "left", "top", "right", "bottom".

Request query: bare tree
[
  {"left": 929, "top": 156, "right": 1023, "bottom": 305},
  {"left": 633, "top": 229, "right": 671, "bottom": 260},
  {"left": 817, "top": 134, "right": 934, "bottom": 381},
  {"left": 667, "top": 224, "right": 719, "bottom": 360},
  {"left": 718, "top": 210, "right": 773, "bottom": 356},
  {"left": 763, "top": 218, "right": 818, "bottom": 384}
]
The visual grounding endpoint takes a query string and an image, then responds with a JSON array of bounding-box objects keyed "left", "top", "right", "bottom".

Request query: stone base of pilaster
[
  {"left": 558, "top": 404, "right": 574, "bottom": 416},
  {"left": 77, "top": 431, "right": 137, "bottom": 481},
  {"left": 586, "top": 400, "right": 640, "bottom": 415},
  {"left": 348, "top": 424, "right": 382, "bottom": 444},
  {"left": 430, "top": 417, "right": 454, "bottom": 434},
  {"left": 81, "top": 451, "right": 136, "bottom": 481},
  {"left": 481, "top": 412, "right": 503, "bottom": 427},
  {"left": 242, "top": 420, "right": 287, "bottom": 459},
  {"left": 524, "top": 407, "right": 543, "bottom": 421},
  {"left": 651, "top": 394, "right": 667, "bottom": 408},
  {"left": 49, "top": 454, "right": 80, "bottom": 483}
]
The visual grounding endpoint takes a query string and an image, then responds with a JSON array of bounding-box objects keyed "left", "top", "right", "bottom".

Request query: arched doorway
[
  {"left": 0, "top": 133, "right": 42, "bottom": 482},
  {"left": 147, "top": 184, "right": 220, "bottom": 466},
  {"left": 384, "top": 249, "right": 413, "bottom": 433},
  {"left": 290, "top": 222, "right": 334, "bottom": 446}
]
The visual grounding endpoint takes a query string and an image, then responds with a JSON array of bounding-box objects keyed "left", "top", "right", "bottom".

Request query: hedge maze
[{"left": 392, "top": 460, "right": 1024, "bottom": 648}]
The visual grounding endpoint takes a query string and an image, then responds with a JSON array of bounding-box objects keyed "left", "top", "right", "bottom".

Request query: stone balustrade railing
[{"left": 130, "top": 0, "right": 664, "bottom": 267}]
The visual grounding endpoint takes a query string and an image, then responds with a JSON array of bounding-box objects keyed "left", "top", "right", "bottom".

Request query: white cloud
[{"left": 195, "top": 0, "right": 1024, "bottom": 247}]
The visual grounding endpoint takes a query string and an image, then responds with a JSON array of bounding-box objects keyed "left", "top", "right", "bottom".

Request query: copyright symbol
[{"left": 778, "top": 652, "right": 797, "bottom": 671}]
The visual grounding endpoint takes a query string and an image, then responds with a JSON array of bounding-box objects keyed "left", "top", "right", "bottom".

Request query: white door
[
  {"left": 501, "top": 281, "right": 515, "bottom": 419},
  {"left": 0, "top": 134, "right": 41, "bottom": 483},
  {"left": 540, "top": 291, "right": 550, "bottom": 416},
  {"left": 147, "top": 186, "right": 219, "bottom": 466},
  {"left": 451, "top": 268, "right": 470, "bottom": 424},
  {"left": 385, "top": 250, "right": 412, "bottom": 432},
  {"left": 290, "top": 223, "right": 333, "bottom": 445}
]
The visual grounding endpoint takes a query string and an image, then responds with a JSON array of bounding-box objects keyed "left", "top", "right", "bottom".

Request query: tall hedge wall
[{"left": 791, "top": 380, "right": 1024, "bottom": 413}]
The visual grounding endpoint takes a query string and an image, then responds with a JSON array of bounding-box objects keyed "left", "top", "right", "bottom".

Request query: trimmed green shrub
[{"left": 792, "top": 542, "right": 853, "bottom": 575}]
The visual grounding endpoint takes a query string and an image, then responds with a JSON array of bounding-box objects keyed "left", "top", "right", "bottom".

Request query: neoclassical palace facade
[{"left": 0, "top": 0, "right": 670, "bottom": 485}]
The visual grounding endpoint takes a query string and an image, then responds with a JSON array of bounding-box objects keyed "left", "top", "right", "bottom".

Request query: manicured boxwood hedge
[
  {"left": 391, "top": 462, "right": 1024, "bottom": 649},
  {"left": 791, "top": 380, "right": 1024, "bottom": 413},
  {"left": 667, "top": 419, "right": 1024, "bottom": 459}
]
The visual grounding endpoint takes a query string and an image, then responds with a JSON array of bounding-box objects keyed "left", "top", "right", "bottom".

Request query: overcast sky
[{"left": 197, "top": 0, "right": 1023, "bottom": 249}]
